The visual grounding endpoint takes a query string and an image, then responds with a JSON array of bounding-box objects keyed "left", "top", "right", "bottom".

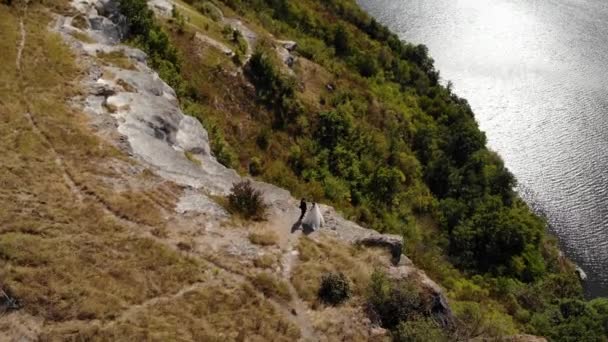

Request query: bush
[
  {"left": 367, "top": 270, "right": 423, "bottom": 329},
  {"left": 256, "top": 129, "right": 271, "bottom": 150},
  {"left": 393, "top": 318, "right": 446, "bottom": 342},
  {"left": 194, "top": 1, "right": 222, "bottom": 22},
  {"left": 318, "top": 272, "right": 350, "bottom": 305},
  {"left": 118, "top": 0, "right": 183, "bottom": 93},
  {"left": 249, "top": 156, "right": 263, "bottom": 176},
  {"left": 228, "top": 180, "right": 267, "bottom": 220},
  {"left": 246, "top": 50, "right": 301, "bottom": 128}
]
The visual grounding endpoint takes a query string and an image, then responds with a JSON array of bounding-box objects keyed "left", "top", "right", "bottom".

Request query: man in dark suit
[{"left": 298, "top": 198, "right": 307, "bottom": 221}]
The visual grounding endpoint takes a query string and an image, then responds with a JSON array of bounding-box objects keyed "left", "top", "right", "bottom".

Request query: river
[{"left": 357, "top": 0, "right": 608, "bottom": 297}]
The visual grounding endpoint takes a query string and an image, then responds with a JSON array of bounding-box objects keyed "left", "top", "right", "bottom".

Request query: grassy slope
[
  {"left": 0, "top": 3, "right": 300, "bottom": 340},
  {"left": 0, "top": 4, "right": 196, "bottom": 321}
]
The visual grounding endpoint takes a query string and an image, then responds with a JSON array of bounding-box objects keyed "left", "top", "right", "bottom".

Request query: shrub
[
  {"left": 246, "top": 50, "right": 301, "bottom": 128},
  {"left": 171, "top": 5, "right": 186, "bottom": 34},
  {"left": 354, "top": 53, "right": 378, "bottom": 77},
  {"left": 393, "top": 318, "right": 446, "bottom": 342},
  {"left": 367, "top": 270, "right": 423, "bottom": 329},
  {"left": 194, "top": 1, "right": 222, "bottom": 22},
  {"left": 256, "top": 129, "right": 271, "bottom": 150},
  {"left": 227, "top": 180, "right": 267, "bottom": 220},
  {"left": 249, "top": 156, "right": 262, "bottom": 176},
  {"left": 333, "top": 25, "right": 351, "bottom": 56},
  {"left": 118, "top": 0, "right": 183, "bottom": 93},
  {"left": 318, "top": 272, "right": 351, "bottom": 305}
]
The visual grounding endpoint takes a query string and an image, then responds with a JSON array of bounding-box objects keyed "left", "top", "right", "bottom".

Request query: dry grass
[
  {"left": 0, "top": 4, "right": 305, "bottom": 338},
  {"left": 253, "top": 254, "right": 276, "bottom": 269},
  {"left": 290, "top": 237, "right": 390, "bottom": 340},
  {"left": 171, "top": 0, "right": 231, "bottom": 46},
  {"left": 97, "top": 50, "right": 136, "bottom": 70},
  {"left": 70, "top": 30, "right": 95, "bottom": 43},
  {"left": 292, "top": 236, "right": 388, "bottom": 304},
  {"left": 293, "top": 57, "right": 333, "bottom": 110},
  {"left": 42, "top": 283, "right": 301, "bottom": 341},
  {"left": 0, "top": 3, "right": 223, "bottom": 335},
  {"left": 185, "top": 150, "right": 202, "bottom": 166},
  {"left": 116, "top": 78, "right": 136, "bottom": 92},
  {"left": 252, "top": 272, "right": 292, "bottom": 302},
  {"left": 311, "top": 306, "right": 377, "bottom": 342},
  {"left": 248, "top": 229, "right": 278, "bottom": 246}
]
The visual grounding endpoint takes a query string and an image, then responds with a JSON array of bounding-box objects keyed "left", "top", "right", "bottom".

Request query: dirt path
[
  {"left": 16, "top": 5, "right": 27, "bottom": 70},
  {"left": 264, "top": 206, "right": 318, "bottom": 341}
]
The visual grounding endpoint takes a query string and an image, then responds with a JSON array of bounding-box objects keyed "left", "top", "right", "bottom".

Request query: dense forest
[{"left": 119, "top": 0, "right": 608, "bottom": 339}]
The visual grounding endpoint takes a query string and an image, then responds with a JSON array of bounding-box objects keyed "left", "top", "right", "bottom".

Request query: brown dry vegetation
[
  {"left": 252, "top": 272, "right": 292, "bottom": 302},
  {"left": 292, "top": 236, "right": 390, "bottom": 340},
  {"left": 253, "top": 253, "right": 276, "bottom": 269},
  {"left": 70, "top": 30, "right": 95, "bottom": 43},
  {"left": 97, "top": 50, "right": 136, "bottom": 70},
  {"left": 248, "top": 229, "right": 278, "bottom": 246},
  {"left": 292, "top": 236, "right": 389, "bottom": 305},
  {"left": 42, "top": 282, "right": 301, "bottom": 341},
  {"left": 0, "top": 4, "right": 304, "bottom": 339},
  {"left": 0, "top": 3, "right": 203, "bottom": 323}
]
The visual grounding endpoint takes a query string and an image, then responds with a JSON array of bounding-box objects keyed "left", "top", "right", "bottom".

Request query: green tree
[{"left": 333, "top": 25, "right": 351, "bottom": 56}]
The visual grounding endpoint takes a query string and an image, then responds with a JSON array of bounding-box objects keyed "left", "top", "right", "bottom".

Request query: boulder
[
  {"left": 429, "top": 291, "right": 454, "bottom": 330},
  {"left": 386, "top": 256, "right": 455, "bottom": 330},
  {"left": 277, "top": 40, "right": 298, "bottom": 52},
  {"left": 355, "top": 234, "right": 403, "bottom": 263}
]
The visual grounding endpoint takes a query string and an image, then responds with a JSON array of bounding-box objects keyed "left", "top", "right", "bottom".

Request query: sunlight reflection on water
[{"left": 358, "top": 0, "right": 608, "bottom": 297}]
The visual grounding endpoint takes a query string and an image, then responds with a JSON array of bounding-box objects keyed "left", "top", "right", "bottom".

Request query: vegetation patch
[
  {"left": 393, "top": 318, "right": 447, "bottom": 342},
  {"left": 248, "top": 230, "right": 278, "bottom": 246},
  {"left": 318, "top": 272, "right": 351, "bottom": 305},
  {"left": 42, "top": 283, "right": 301, "bottom": 340},
  {"left": 70, "top": 30, "right": 94, "bottom": 43},
  {"left": 253, "top": 254, "right": 276, "bottom": 269},
  {"left": 366, "top": 270, "right": 431, "bottom": 330},
  {"left": 97, "top": 50, "right": 136, "bottom": 70},
  {"left": 184, "top": 150, "right": 202, "bottom": 166},
  {"left": 292, "top": 237, "right": 386, "bottom": 304},
  {"left": 252, "top": 272, "right": 292, "bottom": 301},
  {"left": 0, "top": 5, "right": 203, "bottom": 329},
  {"left": 227, "top": 180, "right": 268, "bottom": 220}
]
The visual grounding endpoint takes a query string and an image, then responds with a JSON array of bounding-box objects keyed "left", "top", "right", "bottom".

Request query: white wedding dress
[{"left": 302, "top": 203, "right": 325, "bottom": 230}]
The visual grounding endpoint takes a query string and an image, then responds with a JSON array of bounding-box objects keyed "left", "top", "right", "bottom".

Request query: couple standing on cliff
[{"left": 298, "top": 198, "right": 325, "bottom": 231}]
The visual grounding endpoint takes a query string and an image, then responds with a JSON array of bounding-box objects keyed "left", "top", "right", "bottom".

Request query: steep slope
[
  {"left": 0, "top": 0, "right": 455, "bottom": 340},
  {"left": 4, "top": 0, "right": 608, "bottom": 339}
]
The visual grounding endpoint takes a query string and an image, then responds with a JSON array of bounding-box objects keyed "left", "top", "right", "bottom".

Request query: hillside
[{"left": 0, "top": 0, "right": 607, "bottom": 340}]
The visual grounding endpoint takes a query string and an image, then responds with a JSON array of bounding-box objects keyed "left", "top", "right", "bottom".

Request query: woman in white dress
[{"left": 302, "top": 202, "right": 324, "bottom": 231}]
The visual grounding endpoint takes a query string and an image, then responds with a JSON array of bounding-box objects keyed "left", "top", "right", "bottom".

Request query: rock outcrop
[{"left": 355, "top": 234, "right": 403, "bottom": 263}]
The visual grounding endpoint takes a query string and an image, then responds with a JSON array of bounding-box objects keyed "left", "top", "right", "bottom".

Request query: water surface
[{"left": 357, "top": 0, "right": 608, "bottom": 297}]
